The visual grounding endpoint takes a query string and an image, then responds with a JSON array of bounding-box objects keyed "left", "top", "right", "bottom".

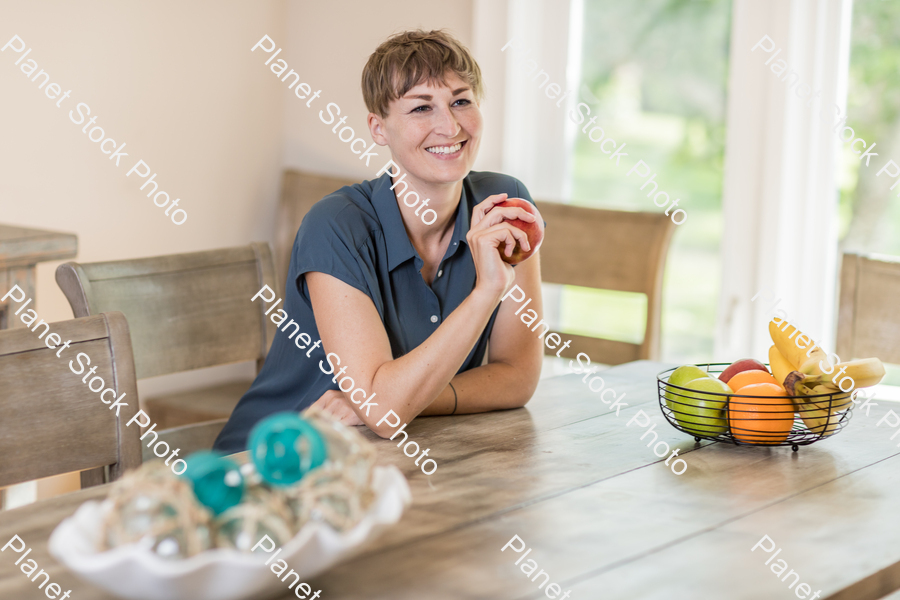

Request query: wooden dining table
[{"left": 3, "top": 360, "right": 900, "bottom": 599}]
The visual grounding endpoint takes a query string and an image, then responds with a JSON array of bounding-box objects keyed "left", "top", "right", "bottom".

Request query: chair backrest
[
  {"left": 837, "top": 252, "right": 900, "bottom": 364},
  {"left": 276, "top": 169, "right": 357, "bottom": 292},
  {"left": 141, "top": 418, "right": 227, "bottom": 463},
  {"left": 0, "top": 312, "right": 141, "bottom": 490},
  {"left": 55, "top": 243, "right": 279, "bottom": 380},
  {"left": 536, "top": 202, "right": 676, "bottom": 365}
]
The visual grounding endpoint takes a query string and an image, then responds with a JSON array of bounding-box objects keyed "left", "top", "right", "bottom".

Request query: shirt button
[
  {"left": 438, "top": 269, "right": 443, "bottom": 277},
  {"left": 430, "top": 315, "right": 439, "bottom": 323}
]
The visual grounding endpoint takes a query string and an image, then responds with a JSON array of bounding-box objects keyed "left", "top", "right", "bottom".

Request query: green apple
[
  {"left": 665, "top": 365, "right": 711, "bottom": 412},
  {"left": 673, "top": 377, "right": 731, "bottom": 437}
]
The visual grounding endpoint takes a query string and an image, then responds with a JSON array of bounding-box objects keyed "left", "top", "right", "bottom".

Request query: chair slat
[
  {"left": 56, "top": 244, "right": 279, "bottom": 380},
  {"left": 549, "top": 331, "right": 643, "bottom": 366},
  {"left": 536, "top": 202, "right": 675, "bottom": 363},
  {"left": 141, "top": 419, "right": 228, "bottom": 463},
  {"left": 838, "top": 253, "right": 900, "bottom": 364},
  {"left": 0, "top": 313, "right": 141, "bottom": 489}
]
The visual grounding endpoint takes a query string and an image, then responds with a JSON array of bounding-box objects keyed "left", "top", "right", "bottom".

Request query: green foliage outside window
[{"left": 565, "top": 0, "right": 731, "bottom": 363}]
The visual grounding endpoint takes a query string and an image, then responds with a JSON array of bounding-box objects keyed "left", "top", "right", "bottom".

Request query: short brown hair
[{"left": 362, "top": 30, "right": 484, "bottom": 118}]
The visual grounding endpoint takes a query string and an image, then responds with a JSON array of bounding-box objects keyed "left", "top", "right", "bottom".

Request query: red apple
[
  {"left": 490, "top": 198, "right": 544, "bottom": 265},
  {"left": 719, "top": 358, "right": 769, "bottom": 384}
]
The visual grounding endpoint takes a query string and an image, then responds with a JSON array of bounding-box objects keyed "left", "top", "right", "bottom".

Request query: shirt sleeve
[
  {"left": 291, "top": 198, "right": 373, "bottom": 305},
  {"left": 513, "top": 177, "right": 535, "bottom": 203}
]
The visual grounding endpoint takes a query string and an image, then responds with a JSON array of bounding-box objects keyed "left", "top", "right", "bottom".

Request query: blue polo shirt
[{"left": 214, "top": 170, "right": 534, "bottom": 452}]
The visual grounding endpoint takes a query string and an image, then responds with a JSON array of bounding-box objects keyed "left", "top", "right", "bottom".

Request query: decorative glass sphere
[
  {"left": 179, "top": 451, "right": 244, "bottom": 516},
  {"left": 248, "top": 412, "right": 327, "bottom": 486}
]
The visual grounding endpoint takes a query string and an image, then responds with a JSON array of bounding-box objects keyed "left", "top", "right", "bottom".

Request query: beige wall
[
  {"left": 281, "top": 0, "right": 475, "bottom": 179},
  {"left": 1, "top": 0, "right": 288, "bottom": 398}
]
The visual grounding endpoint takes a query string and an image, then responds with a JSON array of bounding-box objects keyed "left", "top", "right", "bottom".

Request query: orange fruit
[
  {"left": 728, "top": 370, "right": 781, "bottom": 392},
  {"left": 727, "top": 383, "right": 795, "bottom": 445}
]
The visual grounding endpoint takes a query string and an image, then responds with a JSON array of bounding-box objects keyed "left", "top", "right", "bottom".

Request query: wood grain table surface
[{"left": 2, "top": 360, "right": 900, "bottom": 600}]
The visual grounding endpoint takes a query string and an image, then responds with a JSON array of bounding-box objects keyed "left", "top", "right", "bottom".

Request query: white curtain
[
  {"left": 472, "top": 0, "right": 582, "bottom": 201},
  {"left": 715, "top": 0, "right": 853, "bottom": 361}
]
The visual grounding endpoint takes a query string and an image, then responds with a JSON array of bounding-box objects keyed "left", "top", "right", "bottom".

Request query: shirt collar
[
  {"left": 371, "top": 172, "right": 472, "bottom": 272},
  {"left": 371, "top": 173, "right": 417, "bottom": 272}
]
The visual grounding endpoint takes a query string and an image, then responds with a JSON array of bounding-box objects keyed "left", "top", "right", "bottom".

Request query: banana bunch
[
  {"left": 785, "top": 357, "right": 885, "bottom": 397},
  {"left": 769, "top": 344, "right": 842, "bottom": 436},
  {"left": 767, "top": 319, "right": 884, "bottom": 436}
]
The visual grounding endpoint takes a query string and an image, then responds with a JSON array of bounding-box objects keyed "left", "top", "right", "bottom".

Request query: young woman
[{"left": 214, "top": 29, "right": 544, "bottom": 452}]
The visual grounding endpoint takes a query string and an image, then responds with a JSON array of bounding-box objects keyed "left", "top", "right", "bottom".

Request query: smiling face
[{"left": 369, "top": 71, "right": 482, "bottom": 190}]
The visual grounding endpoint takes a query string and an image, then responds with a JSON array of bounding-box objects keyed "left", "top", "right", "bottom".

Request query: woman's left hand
[{"left": 309, "top": 389, "right": 365, "bottom": 426}]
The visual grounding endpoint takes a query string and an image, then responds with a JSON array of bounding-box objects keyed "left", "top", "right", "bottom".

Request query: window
[
  {"left": 564, "top": 0, "right": 732, "bottom": 362},
  {"left": 840, "top": 0, "right": 900, "bottom": 256},
  {"left": 842, "top": 0, "right": 900, "bottom": 388}
]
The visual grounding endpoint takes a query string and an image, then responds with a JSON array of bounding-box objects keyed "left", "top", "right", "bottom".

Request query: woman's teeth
[{"left": 426, "top": 142, "right": 462, "bottom": 155}]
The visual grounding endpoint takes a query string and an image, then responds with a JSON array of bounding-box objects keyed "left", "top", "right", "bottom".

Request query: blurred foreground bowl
[{"left": 49, "top": 466, "right": 410, "bottom": 600}]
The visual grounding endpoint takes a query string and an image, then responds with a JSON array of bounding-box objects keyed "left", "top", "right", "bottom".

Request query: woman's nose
[{"left": 432, "top": 106, "right": 461, "bottom": 137}]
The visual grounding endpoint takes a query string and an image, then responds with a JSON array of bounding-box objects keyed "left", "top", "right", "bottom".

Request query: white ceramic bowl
[{"left": 49, "top": 466, "right": 411, "bottom": 600}]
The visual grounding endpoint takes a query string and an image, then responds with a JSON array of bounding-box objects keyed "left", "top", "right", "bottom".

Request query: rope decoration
[{"left": 100, "top": 409, "right": 377, "bottom": 559}]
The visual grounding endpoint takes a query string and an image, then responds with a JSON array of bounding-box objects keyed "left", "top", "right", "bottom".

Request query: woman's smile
[{"left": 424, "top": 140, "right": 467, "bottom": 159}]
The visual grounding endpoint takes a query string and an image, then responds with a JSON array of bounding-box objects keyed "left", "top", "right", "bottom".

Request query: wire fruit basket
[{"left": 657, "top": 363, "right": 853, "bottom": 451}]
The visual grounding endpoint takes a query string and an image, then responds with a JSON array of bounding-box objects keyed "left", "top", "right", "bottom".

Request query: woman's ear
[{"left": 367, "top": 112, "right": 390, "bottom": 146}]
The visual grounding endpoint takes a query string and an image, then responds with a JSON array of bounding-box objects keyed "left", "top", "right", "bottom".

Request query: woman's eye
[
  {"left": 412, "top": 105, "right": 430, "bottom": 113},
  {"left": 453, "top": 99, "right": 471, "bottom": 107}
]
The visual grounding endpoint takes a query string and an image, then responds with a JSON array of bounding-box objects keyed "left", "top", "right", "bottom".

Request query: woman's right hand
[
  {"left": 467, "top": 193, "right": 536, "bottom": 302},
  {"left": 309, "top": 389, "right": 365, "bottom": 426}
]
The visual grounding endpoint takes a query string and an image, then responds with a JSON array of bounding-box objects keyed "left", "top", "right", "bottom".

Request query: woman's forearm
[
  {"left": 365, "top": 288, "right": 502, "bottom": 432},
  {"left": 419, "top": 361, "right": 537, "bottom": 416}
]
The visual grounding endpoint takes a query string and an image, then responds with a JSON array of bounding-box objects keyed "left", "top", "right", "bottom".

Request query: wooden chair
[
  {"left": 276, "top": 169, "right": 356, "bottom": 292},
  {"left": 55, "top": 243, "right": 280, "bottom": 435},
  {"left": 536, "top": 202, "right": 676, "bottom": 365},
  {"left": 141, "top": 419, "right": 228, "bottom": 463},
  {"left": 837, "top": 252, "right": 900, "bottom": 363},
  {"left": 0, "top": 312, "right": 142, "bottom": 497}
]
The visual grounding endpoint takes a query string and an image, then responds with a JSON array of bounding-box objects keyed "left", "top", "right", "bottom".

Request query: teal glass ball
[
  {"left": 180, "top": 451, "right": 244, "bottom": 515},
  {"left": 248, "top": 412, "right": 327, "bottom": 486}
]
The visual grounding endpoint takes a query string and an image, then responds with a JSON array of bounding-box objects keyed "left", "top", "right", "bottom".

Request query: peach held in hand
[{"left": 492, "top": 198, "right": 544, "bottom": 265}]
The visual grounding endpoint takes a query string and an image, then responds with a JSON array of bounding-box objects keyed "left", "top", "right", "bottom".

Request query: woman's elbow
[
  {"left": 364, "top": 407, "right": 412, "bottom": 439},
  {"left": 509, "top": 373, "right": 540, "bottom": 409},
  {"left": 369, "top": 423, "right": 398, "bottom": 439}
]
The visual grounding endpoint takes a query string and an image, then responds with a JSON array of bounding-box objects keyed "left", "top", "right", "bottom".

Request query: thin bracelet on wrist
[{"left": 449, "top": 381, "right": 458, "bottom": 415}]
